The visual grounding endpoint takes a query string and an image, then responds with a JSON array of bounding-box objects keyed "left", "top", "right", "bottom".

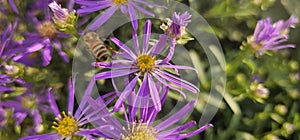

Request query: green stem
[{"left": 226, "top": 47, "right": 253, "bottom": 75}]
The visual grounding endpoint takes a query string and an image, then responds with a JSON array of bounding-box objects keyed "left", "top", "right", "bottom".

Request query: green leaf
[{"left": 243, "top": 58, "right": 256, "bottom": 74}]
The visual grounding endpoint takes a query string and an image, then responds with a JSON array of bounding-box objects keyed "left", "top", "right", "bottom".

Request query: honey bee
[{"left": 83, "top": 31, "right": 112, "bottom": 62}]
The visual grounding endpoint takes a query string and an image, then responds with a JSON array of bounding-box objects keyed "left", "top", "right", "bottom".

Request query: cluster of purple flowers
[
  {"left": 1, "top": 0, "right": 298, "bottom": 139},
  {"left": 247, "top": 15, "right": 298, "bottom": 56}
]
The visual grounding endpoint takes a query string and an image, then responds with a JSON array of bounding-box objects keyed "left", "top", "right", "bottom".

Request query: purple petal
[
  {"left": 68, "top": 76, "right": 76, "bottom": 114},
  {"left": 77, "top": 97, "right": 112, "bottom": 126},
  {"left": 156, "top": 121, "right": 196, "bottom": 138},
  {"left": 142, "top": 20, "right": 152, "bottom": 54},
  {"left": 147, "top": 74, "right": 162, "bottom": 111},
  {"left": 13, "top": 43, "right": 44, "bottom": 61},
  {"left": 157, "top": 64, "right": 198, "bottom": 73},
  {"left": 113, "top": 75, "right": 139, "bottom": 111},
  {"left": 88, "top": 6, "right": 118, "bottom": 31},
  {"left": 14, "top": 112, "right": 27, "bottom": 125},
  {"left": 155, "top": 69, "right": 199, "bottom": 93},
  {"left": 54, "top": 39, "right": 69, "bottom": 62},
  {"left": 8, "top": 0, "right": 19, "bottom": 14},
  {"left": 110, "top": 37, "right": 137, "bottom": 60},
  {"left": 152, "top": 73, "right": 187, "bottom": 98},
  {"left": 132, "top": 30, "right": 140, "bottom": 55},
  {"left": 149, "top": 34, "right": 168, "bottom": 56},
  {"left": 19, "top": 133, "right": 60, "bottom": 140},
  {"left": 178, "top": 123, "right": 213, "bottom": 139},
  {"left": 0, "top": 86, "right": 13, "bottom": 92},
  {"left": 94, "top": 69, "right": 138, "bottom": 80},
  {"left": 75, "top": 77, "right": 96, "bottom": 118},
  {"left": 268, "top": 44, "right": 295, "bottom": 50},
  {"left": 47, "top": 88, "right": 60, "bottom": 116},
  {"left": 128, "top": 3, "right": 138, "bottom": 30},
  {"left": 32, "top": 109, "right": 42, "bottom": 129},
  {"left": 75, "top": 0, "right": 111, "bottom": 6},
  {"left": 131, "top": 2, "right": 155, "bottom": 17},
  {"left": 131, "top": 74, "right": 148, "bottom": 121},
  {"left": 155, "top": 100, "right": 196, "bottom": 131},
  {"left": 42, "top": 45, "right": 53, "bottom": 66},
  {"left": 77, "top": 4, "right": 111, "bottom": 14},
  {"left": 161, "top": 38, "right": 176, "bottom": 64},
  {"left": 120, "top": 5, "right": 128, "bottom": 14},
  {"left": 134, "top": 0, "right": 167, "bottom": 9}
]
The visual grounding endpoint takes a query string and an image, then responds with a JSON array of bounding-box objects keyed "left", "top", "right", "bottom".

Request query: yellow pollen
[
  {"left": 121, "top": 121, "right": 157, "bottom": 140},
  {"left": 28, "top": 52, "right": 38, "bottom": 59},
  {"left": 137, "top": 54, "right": 155, "bottom": 73},
  {"left": 52, "top": 111, "right": 79, "bottom": 138},
  {"left": 37, "top": 21, "right": 57, "bottom": 39},
  {"left": 21, "top": 96, "right": 37, "bottom": 110},
  {"left": 113, "top": 0, "right": 127, "bottom": 4},
  {"left": 247, "top": 36, "right": 262, "bottom": 52}
]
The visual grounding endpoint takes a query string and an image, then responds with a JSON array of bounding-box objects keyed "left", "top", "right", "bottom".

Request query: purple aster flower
[
  {"left": 19, "top": 76, "right": 114, "bottom": 140},
  {"left": 161, "top": 11, "right": 192, "bottom": 38},
  {"left": 12, "top": 15, "right": 69, "bottom": 66},
  {"left": 248, "top": 15, "right": 299, "bottom": 55},
  {"left": 2, "top": 87, "right": 50, "bottom": 134},
  {"left": 93, "top": 20, "right": 199, "bottom": 111},
  {"left": 89, "top": 91, "right": 212, "bottom": 139},
  {"left": 76, "top": 0, "right": 166, "bottom": 30}
]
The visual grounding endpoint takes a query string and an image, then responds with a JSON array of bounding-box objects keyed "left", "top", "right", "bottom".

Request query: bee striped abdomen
[
  {"left": 91, "top": 43, "right": 110, "bottom": 61},
  {"left": 83, "top": 31, "right": 111, "bottom": 62}
]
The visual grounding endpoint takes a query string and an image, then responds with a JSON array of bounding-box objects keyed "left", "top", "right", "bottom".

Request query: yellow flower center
[
  {"left": 121, "top": 122, "right": 157, "bottom": 140},
  {"left": 52, "top": 111, "right": 79, "bottom": 138},
  {"left": 37, "top": 21, "right": 57, "bottom": 39},
  {"left": 137, "top": 54, "right": 155, "bottom": 73},
  {"left": 113, "top": 0, "right": 127, "bottom": 4},
  {"left": 28, "top": 52, "right": 38, "bottom": 59},
  {"left": 21, "top": 96, "right": 37, "bottom": 110}
]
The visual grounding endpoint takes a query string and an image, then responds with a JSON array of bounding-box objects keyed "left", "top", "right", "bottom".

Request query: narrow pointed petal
[
  {"left": 149, "top": 34, "right": 168, "bottom": 56},
  {"left": 94, "top": 69, "right": 138, "bottom": 80},
  {"left": 178, "top": 124, "right": 213, "bottom": 139},
  {"left": 113, "top": 75, "right": 139, "bottom": 111},
  {"left": 131, "top": 2, "right": 155, "bottom": 17},
  {"left": 8, "top": 0, "right": 19, "bottom": 14},
  {"left": 77, "top": 4, "right": 111, "bottom": 14},
  {"left": 54, "top": 39, "right": 69, "bottom": 62},
  {"left": 128, "top": 3, "right": 138, "bottom": 31},
  {"left": 135, "top": 0, "right": 167, "bottom": 9},
  {"left": 47, "top": 88, "right": 60, "bottom": 116},
  {"left": 132, "top": 30, "right": 140, "bottom": 54},
  {"left": 148, "top": 74, "right": 162, "bottom": 111},
  {"left": 67, "top": 75, "right": 76, "bottom": 113},
  {"left": 155, "top": 100, "right": 196, "bottom": 131},
  {"left": 88, "top": 6, "right": 118, "bottom": 30},
  {"left": 110, "top": 36, "right": 137, "bottom": 59},
  {"left": 142, "top": 20, "right": 152, "bottom": 53},
  {"left": 42, "top": 45, "right": 53, "bottom": 66}
]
